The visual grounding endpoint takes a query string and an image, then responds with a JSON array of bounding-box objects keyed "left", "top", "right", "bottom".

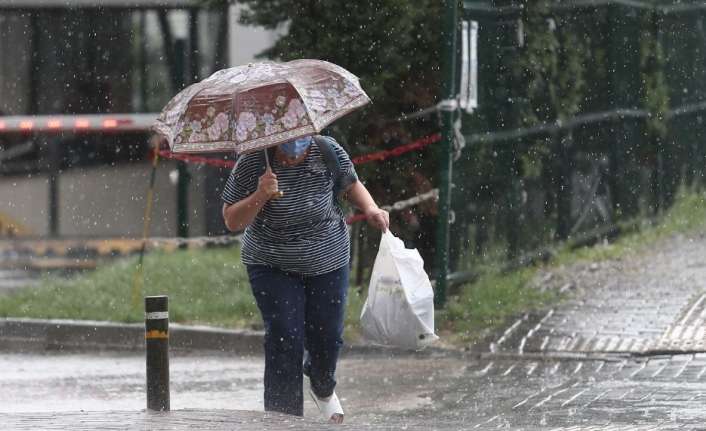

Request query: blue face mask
[{"left": 280, "top": 137, "right": 312, "bottom": 158}]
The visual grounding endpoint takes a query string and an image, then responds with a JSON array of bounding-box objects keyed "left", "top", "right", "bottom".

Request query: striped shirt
[{"left": 222, "top": 139, "right": 358, "bottom": 276}]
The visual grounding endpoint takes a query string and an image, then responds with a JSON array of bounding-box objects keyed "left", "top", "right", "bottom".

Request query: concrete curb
[
  {"left": 0, "top": 318, "right": 460, "bottom": 358},
  {"left": 0, "top": 318, "right": 264, "bottom": 355}
]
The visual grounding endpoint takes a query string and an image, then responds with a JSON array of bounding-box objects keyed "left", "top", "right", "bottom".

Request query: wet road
[
  {"left": 4, "top": 234, "right": 706, "bottom": 429},
  {"left": 0, "top": 350, "right": 468, "bottom": 429},
  {"left": 0, "top": 350, "right": 464, "bottom": 415},
  {"left": 1, "top": 350, "right": 706, "bottom": 429}
]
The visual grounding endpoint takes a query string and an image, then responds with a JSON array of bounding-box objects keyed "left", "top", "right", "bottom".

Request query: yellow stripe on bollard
[
  {"left": 145, "top": 330, "right": 169, "bottom": 340},
  {"left": 145, "top": 295, "right": 170, "bottom": 411}
]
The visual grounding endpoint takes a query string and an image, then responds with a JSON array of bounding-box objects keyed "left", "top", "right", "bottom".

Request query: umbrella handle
[{"left": 264, "top": 149, "right": 284, "bottom": 199}]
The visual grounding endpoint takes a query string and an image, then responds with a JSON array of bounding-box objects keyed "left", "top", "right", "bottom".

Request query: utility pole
[
  {"left": 434, "top": 0, "right": 459, "bottom": 308},
  {"left": 174, "top": 39, "right": 190, "bottom": 238}
]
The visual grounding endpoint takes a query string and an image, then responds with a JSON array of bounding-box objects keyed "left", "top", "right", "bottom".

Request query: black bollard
[{"left": 145, "top": 295, "right": 170, "bottom": 411}]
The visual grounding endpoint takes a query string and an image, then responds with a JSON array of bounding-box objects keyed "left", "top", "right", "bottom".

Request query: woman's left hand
[{"left": 365, "top": 207, "right": 389, "bottom": 232}]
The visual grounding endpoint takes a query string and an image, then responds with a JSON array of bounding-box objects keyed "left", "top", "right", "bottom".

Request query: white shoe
[{"left": 309, "top": 388, "right": 344, "bottom": 424}]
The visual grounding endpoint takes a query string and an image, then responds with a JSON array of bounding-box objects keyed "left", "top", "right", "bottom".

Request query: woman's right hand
[{"left": 257, "top": 167, "right": 279, "bottom": 199}]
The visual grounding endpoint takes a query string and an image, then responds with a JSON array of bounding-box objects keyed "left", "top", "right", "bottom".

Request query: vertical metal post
[
  {"left": 607, "top": 6, "right": 641, "bottom": 218},
  {"left": 44, "top": 137, "right": 61, "bottom": 237},
  {"left": 145, "top": 295, "right": 170, "bottom": 411},
  {"left": 434, "top": 0, "right": 459, "bottom": 308},
  {"left": 138, "top": 11, "right": 148, "bottom": 112},
  {"left": 29, "top": 12, "right": 40, "bottom": 115},
  {"left": 173, "top": 39, "right": 190, "bottom": 238},
  {"left": 188, "top": 9, "right": 200, "bottom": 84},
  {"left": 555, "top": 132, "right": 572, "bottom": 240}
]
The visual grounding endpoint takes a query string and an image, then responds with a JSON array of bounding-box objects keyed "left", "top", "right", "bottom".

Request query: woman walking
[{"left": 222, "top": 134, "right": 389, "bottom": 423}]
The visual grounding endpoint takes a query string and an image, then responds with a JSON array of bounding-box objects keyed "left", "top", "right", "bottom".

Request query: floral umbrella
[{"left": 152, "top": 59, "right": 370, "bottom": 155}]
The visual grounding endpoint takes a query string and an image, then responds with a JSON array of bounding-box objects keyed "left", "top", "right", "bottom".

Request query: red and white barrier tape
[
  {"left": 346, "top": 188, "right": 438, "bottom": 225},
  {"left": 350, "top": 133, "right": 441, "bottom": 165},
  {"left": 141, "top": 188, "right": 437, "bottom": 246},
  {"left": 144, "top": 235, "right": 241, "bottom": 248},
  {"left": 156, "top": 133, "right": 441, "bottom": 168},
  {"left": 142, "top": 189, "right": 439, "bottom": 247},
  {"left": 155, "top": 135, "right": 441, "bottom": 227},
  {"left": 156, "top": 150, "right": 236, "bottom": 169}
]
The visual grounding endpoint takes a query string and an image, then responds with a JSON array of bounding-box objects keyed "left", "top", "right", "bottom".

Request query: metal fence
[{"left": 429, "top": 1, "right": 706, "bottom": 303}]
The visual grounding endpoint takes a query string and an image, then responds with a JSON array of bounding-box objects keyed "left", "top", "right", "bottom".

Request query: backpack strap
[{"left": 313, "top": 135, "right": 344, "bottom": 200}]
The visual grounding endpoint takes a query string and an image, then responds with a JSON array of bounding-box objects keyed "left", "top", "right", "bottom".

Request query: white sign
[{"left": 459, "top": 20, "right": 478, "bottom": 114}]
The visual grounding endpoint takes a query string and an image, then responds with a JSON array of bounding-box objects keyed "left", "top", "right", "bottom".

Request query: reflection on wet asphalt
[
  {"left": 3, "top": 350, "right": 706, "bottom": 429},
  {"left": 5, "top": 236, "right": 706, "bottom": 428},
  {"left": 0, "top": 352, "right": 263, "bottom": 413},
  {"left": 0, "top": 350, "right": 467, "bottom": 428}
]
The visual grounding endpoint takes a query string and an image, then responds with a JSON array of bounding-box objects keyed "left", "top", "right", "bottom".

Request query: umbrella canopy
[{"left": 153, "top": 60, "right": 370, "bottom": 154}]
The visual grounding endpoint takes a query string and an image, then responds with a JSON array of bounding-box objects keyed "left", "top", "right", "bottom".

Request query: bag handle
[{"left": 381, "top": 230, "right": 405, "bottom": 251}]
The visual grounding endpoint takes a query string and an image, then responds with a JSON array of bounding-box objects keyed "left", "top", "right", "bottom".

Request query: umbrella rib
[
  {"left": 281, "top": 76, "right": 322, "bottom": 133},
  {"left": 171, "top": 82, "right": 209, "bottom": 144}
]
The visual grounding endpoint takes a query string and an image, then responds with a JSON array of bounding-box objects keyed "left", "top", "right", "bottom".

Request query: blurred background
[{"left": 1, "top": 0, "right": 706, "bottom": 311}]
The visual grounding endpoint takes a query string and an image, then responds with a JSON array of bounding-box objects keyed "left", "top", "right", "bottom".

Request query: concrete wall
[
  {"left": 0, "top": 161, "right": 214, "bottom": 237},
  {"left": 228, "top": 4, "right": 284, "bottom": 67},
  {"left": 0, "top": 173, "right": 49, "bottom": 234},
  {"left": 0, "top": 5, "right": 278, "bottom": 238}
]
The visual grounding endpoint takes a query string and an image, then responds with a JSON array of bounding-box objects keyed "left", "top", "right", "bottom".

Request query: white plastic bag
[{"left": 360, "top": 230, "right": 439, "bottom": 349}]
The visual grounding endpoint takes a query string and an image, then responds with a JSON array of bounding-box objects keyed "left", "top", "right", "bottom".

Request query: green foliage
[
  {"left": 0, "top": 248, "right": 259, "bottom": 328},
  {"left": 0, "top": 247, "right": 366, "bottom": 339},
  {"left": 514, "top": 4, "right": 587, "bottom": 124},
  {"left": 555, "top": 188, "right": 706, "bottom": 264},
  {"left": 236, "top": 1, "right": 440, "bottom": 111},
  {"left": 443, "top": 188, "right": 706, "bottom": 344},
  {"left": 232, "top": 0, "right": 443, "bottom": 191},
  {"left": 440, "top": 267, "right": 555, "bottom": 343},
  {"left": 512, "top": 4, "right": 588, "bottom": 176},
  {"left": 4, "top": 189, "right": 705, "bottom": 346},
  {"left": 231, "top": 0, "right": 445, "bottom": 268},
  {"left": 640, "top": 12, "right": 670, "bottom": 142}
]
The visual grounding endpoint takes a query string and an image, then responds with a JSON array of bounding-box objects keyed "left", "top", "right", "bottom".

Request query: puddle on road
[
  {"left": 0, "top": 352, "right": 263, "bottom": 413},
  {"left": 0, "top": 352, "right": 467, "bottom": 418}
]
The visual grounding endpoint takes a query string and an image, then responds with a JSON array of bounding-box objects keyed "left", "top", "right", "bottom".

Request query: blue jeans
[{"left": 247, "top": 264, "right": 349, "bottom": 416}]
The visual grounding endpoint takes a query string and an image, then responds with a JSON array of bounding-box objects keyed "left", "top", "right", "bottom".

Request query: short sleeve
[
  {"left": 329, "top": 139, "right": 358, "bottom": 191},
  {"left": 221, "top": 154, "right": 260, "bottom": 205}
]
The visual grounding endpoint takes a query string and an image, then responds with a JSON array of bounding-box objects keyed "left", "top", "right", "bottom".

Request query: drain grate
[{"left": 650, "top": 293, "right": 706, "bottom": 352}]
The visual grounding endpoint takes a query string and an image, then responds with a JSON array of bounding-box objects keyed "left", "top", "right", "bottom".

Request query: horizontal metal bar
[
  {"left": 0, "top": 113, "right": 158, "bottom": 134},
  {"left": 446, "top": 270, "right": 478, "bottom": 286},
  {"left": 465, "top": 100, "right": 706, "bottom": 145},
  {"left": 463, "top": 0, "right": 706, "bottom": 16},
  {"left": 0, "top": 160, "right": 41, "bottom": 175},
  {"left": 0, "top": 0, "right": 199, "bottom": 9},
  {"left": 0, "top": 141, "right": 35, "bottom": 162}
]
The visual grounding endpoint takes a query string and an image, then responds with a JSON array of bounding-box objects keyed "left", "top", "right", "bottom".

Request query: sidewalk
[
  {"left": 4, "top": 234, "right": 706, "bottom": 429},
  {"left": 0, "top": 317, "right": 454, "bottom": 358},
  {"left": 0, "top": 409, "right": 382, "bottom": 431},
  {"left": 0, "top": 350, "right": 467, "bottom": 430},
  {"left": 490, "top": 233, "right": 706, "bottom": 356},
  {"left": 0, "top": 317, "right": 264, "bottom": 354}
]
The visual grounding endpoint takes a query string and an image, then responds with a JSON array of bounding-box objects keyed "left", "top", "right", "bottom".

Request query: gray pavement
[
  {"left": 491, "top": 235, "right": 706, "bottom": 356},
  {"left": 5, "top": 234, "right": 706, "bottom": 429},
  {"left": 0, "top": 350, "right": 467, "bottom": 430}
]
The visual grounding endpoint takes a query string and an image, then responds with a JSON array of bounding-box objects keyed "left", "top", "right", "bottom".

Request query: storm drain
[
  {"left": 548, "top": 426, "right": 677, "bottom": 431},
  {"left": 492, "top": 291, "right": 706, "bottom": 355},
  {"left": 650, "top": 293, "right": 706, "bottom": 353}
]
